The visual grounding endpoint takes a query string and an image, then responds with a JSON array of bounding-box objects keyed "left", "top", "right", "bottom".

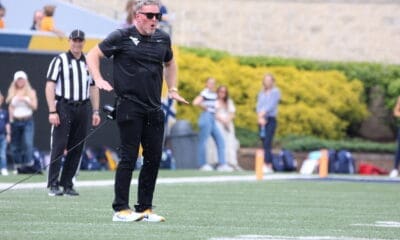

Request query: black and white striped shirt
[
  {"left": 200, "top": 88, "right": 217, "bottom": 113},
  {"left": 46, "top": 51, "right": 93, "bottom": 101}
]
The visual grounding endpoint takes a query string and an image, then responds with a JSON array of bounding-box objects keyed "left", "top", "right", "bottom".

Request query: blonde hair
[{"left": 6, "top": 78, "right": 35, "bottom": 104}]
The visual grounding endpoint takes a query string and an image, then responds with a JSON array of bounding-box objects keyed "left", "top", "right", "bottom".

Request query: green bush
[
  {"left": 182, "top": 47, "right": 400, "bottom": 110},
  {"left": 177, "top": 48, "right": 367, "bottom": 139}
]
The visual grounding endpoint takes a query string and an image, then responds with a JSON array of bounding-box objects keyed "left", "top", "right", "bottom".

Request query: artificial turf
[{"left": 0, "top": 171, "right": 399, "bottom": 240}]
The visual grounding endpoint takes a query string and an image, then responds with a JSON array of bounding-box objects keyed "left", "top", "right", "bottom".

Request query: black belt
[{"left": 56, "top": 96, "right": 89, "bottom": 106}]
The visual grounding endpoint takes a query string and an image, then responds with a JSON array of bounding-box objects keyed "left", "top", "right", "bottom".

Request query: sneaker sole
[
  {"left": 112, "top": 214, "right": 144, "bottom": 222},
  {"left": 48, "top": 193, "right": 63, "bottom": 197},
  {"left": 141, "top": 218, "right": 166, "bottom": 222}
]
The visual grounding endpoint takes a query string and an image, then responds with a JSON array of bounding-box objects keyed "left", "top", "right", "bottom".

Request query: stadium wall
[{"left": 61, "top": 0, "right": 400, "bottom": 64}]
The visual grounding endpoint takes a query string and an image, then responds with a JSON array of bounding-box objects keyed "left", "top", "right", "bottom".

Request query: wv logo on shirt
[{"left": 129, "top": 36, "right": 140, "bottom": 46}]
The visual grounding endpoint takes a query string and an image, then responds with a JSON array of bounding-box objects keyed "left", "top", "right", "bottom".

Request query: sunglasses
[{"left": 138, "top": 12, "right": 162, "bottom": 21}]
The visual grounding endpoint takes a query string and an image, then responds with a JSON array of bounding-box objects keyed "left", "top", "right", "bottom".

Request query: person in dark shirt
[
  {"left": 87, "top": 0, "right": 188, "bottom": 223},
  {"left": 0, "top": 91, "right": 10, "bottom": 176}
]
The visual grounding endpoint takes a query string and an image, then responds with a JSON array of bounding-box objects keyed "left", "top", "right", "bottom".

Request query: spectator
[
  {"left": 30, "top": 10, "right": 43, "bottom": 31},
  {"left": 0, "top": 3, "right": 5, "bottom": 29},
  {"left": 120, "top": 0, "right": 136, "bottom": 28},
  {"left": 6, "top": 71, "right": 38, "bottom": 170},
  {"left": 0, "top": 91, "right": 11, "bottom": 176},
  {"left": 390, "top": 96, "right": 400, "bottom": 178},
  {"left": 256, "top": 73, "right": 281, "bottom": 173},
  {"left": 40, "top": 5, "right": 65, "bottom": 38},
  {"left": 207, "top": 85, "right": 241, "bottom": 170},
  {"left": 215, "top": 86, "right": 241, "bottom": 170},
  {"left": 158, "top": 1, "right": 171, "bottom": 35},
  {"left": 193, "top": 78, "right": 233, "bottom": 172}
]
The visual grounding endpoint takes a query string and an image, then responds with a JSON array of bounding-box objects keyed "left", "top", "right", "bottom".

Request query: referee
[{"left": 45, "top": 29, "right": 101, "bottom": 196}]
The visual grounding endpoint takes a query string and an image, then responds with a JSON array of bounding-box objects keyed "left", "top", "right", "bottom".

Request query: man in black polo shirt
[
  {"left": 87, "top": 0, "right": 188, "bottom": 222},
  {"left": 45, "top": 29, "right": 101, "bottom": 196}
]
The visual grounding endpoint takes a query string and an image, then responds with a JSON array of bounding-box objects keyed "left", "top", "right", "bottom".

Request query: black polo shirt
[{"left": 99, "top": 26, "right": 173, "bottom": 112}]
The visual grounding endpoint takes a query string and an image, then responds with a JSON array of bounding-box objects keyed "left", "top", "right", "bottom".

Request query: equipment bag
[
  {"left": 272, "top": 149, "right": 297, "bottom": 172},
  {"left": 281, "top": 149, "right": 297, "bottom": 171},
  {"left": 336, "top": 150, "right": 356, "bottom": 174},
  {"left": 327, "top": 149, "right": 356, "bottom": 174}
]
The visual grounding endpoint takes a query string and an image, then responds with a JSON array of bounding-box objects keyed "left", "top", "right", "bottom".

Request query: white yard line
[
  {"left": 0, "top": 173, "right": 398, "bottom": 191},
  {"left": 210, "top": 235, "right": 389, "bottom": 240},
  {"left": 351, "top": 221, "right": 400, "bottom": 228}
]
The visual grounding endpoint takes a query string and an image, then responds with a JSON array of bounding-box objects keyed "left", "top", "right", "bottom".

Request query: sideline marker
[
  {"left": 319, "top": 149, "right": 329, "bottom": 178},
  {"left": 255, "top": 149, "right": 264, "bottom": 180}
]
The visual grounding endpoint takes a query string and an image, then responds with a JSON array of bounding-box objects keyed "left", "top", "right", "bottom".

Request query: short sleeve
[
  {"left": 200, "top": 89, "right": 208, "bottom": 98},
  {"left": 98, "top": 30, "right": 124, "bottom": 58},
  {"left": 163, "top": 36, "right": 173, "bottom": 63},
  {"left": 46, "top": 56, "right": 61, "bottom": 82}
]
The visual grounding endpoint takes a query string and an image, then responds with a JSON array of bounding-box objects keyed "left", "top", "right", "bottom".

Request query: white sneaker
[
  {"left": 217, "top": 164, "right": 234, "bottom": 172},
  {"left": 141, "top": 209, "right": 165, "bottom": 222},
  {"left": 112, "top": 209, "right": 144, "bottom": 222},
  {"left": 389, "top": 169, "right": 399, "bottom": 178},
  {"left": 231, "top": 165, "right": 244, "bottom": 171},
  {"left": 1, "top": 168, "right": 9, "bottom": 176},
  {"left": 263, "top": 165, "right": 274, "bottom": 174},
  {"left": 199, "top": 164, "right": 214, "bottom": 171}
]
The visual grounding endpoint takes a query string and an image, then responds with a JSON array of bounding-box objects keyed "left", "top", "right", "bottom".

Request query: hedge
[
  {"left": 181, "top": 47, "right": 400, "bottom": 110},
  {"left": 277, "top": 135, "right": 396, "bottom": 153},
  {"left": 176, "top": 48, "right": 367, "bottom": 139}
]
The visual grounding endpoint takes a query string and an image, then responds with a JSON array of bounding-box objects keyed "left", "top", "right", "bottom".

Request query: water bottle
[{"left": 259, "top": 125, "right": 266, "bottom": 139}]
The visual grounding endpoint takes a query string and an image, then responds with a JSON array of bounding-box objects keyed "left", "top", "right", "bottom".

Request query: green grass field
[{"left": 0, "top": 171, "right": 399, "bottom": 240}]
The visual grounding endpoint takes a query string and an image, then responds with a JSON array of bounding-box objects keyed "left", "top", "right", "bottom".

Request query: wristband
[
  {"left": 93, "top": 110, "right": 100, "bottom": 115},
  {"left": 169, "top": 87, "right": 178, "bottom": 93},
  {"left": 49, "top": 111, "right": 57, "bottom": 114}
]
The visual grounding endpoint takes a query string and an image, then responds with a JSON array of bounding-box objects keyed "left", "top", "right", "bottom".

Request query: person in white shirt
[
  {"left": 6, "top": 70, "right": 38, "bottom": 169},
  {"left": 207, "top": 86, "right": 241, "bottom": 170}
]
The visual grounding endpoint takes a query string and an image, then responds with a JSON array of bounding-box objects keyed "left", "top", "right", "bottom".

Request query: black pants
[
  {"left": 47, "top": 100, "right": 89, "bottom": 189},
  {"left": 262, "top": 117, "right": 277, "bottom": 164},
  {"left": 394, "top": 128, "right": 400, "bottom": 169},
  {"left": 112, "top": 101, "right": 164, "bottom": 212}
]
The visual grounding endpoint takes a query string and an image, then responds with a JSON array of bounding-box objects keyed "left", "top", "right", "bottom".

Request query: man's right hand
[
  {"left": 49, "top": 113, "right": 60, "bottom": 126},
  {"left": 95, "top": 78, "right": 113, "bottom": 92}
]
